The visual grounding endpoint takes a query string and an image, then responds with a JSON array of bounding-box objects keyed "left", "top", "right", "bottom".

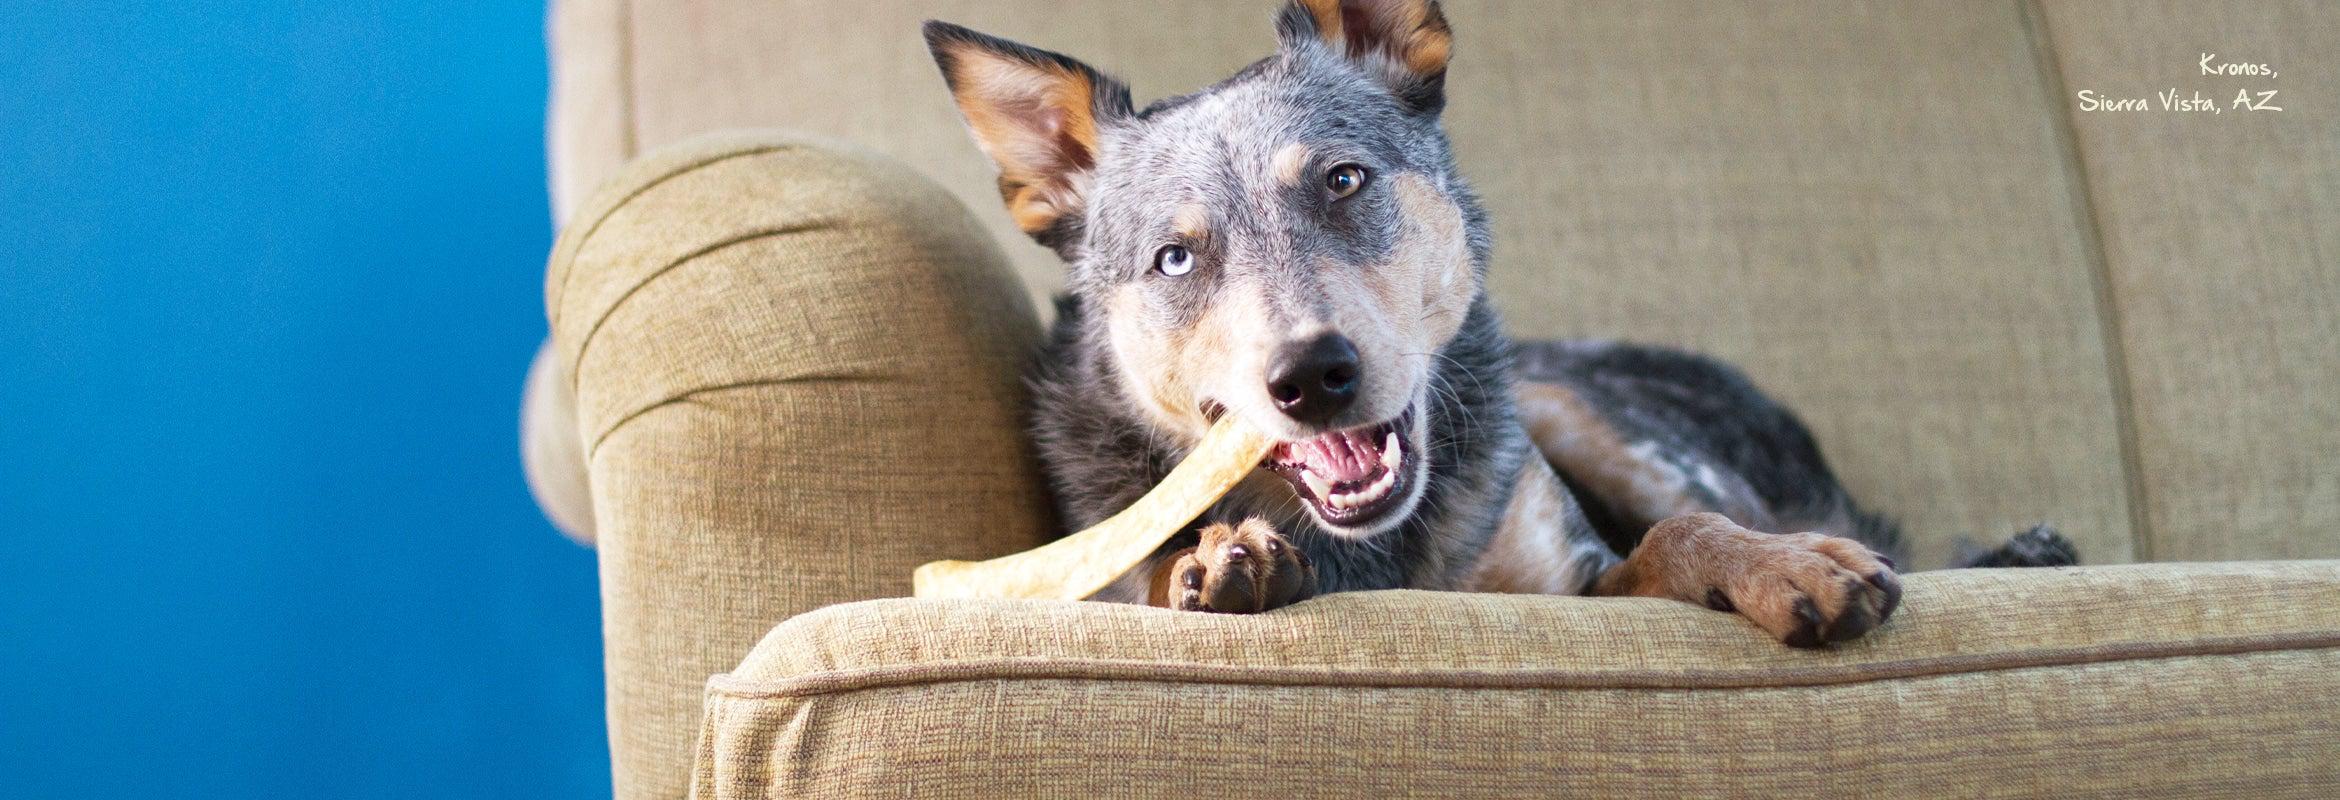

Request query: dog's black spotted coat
[{"left": 929, "top": 0, "right": 2075, "bottom": 632}]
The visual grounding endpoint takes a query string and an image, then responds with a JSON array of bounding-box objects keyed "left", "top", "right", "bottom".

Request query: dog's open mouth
[{"left": 1262, "top": 410, "right": 1414, "bottom": 528}]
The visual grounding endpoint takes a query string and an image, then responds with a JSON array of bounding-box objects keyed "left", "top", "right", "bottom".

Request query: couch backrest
[{"left": 549, "top": 0, "right": 2339, "bottom": 567}]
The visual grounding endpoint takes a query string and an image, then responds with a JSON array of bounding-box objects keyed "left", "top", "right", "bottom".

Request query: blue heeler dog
[{"left": 923, "top": 0, "right": 2075, "bottom": 646}]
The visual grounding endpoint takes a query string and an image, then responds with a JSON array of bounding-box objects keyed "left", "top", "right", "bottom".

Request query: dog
[{"left": 922, "top": 0, "right": 2076, "bottom": 647}]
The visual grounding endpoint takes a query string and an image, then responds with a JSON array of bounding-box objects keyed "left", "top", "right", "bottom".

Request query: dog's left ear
[
  {"left": 924, "top": 21, "right": 1134, "bottom": 255},
  {"left": 1276, "top": 0, "right": 1453, "bottom": 115}
]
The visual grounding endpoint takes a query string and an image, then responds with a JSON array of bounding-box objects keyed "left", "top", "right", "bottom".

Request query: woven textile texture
[{"left": 699, "top": 562, "right": 2340, "bottom": 798}]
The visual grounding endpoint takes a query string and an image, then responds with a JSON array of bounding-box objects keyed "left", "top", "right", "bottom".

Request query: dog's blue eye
[
  {"left": 1326, "top": 163, "right": 1369, "bottom": 199},
  {"left": 1155, "top": 244, "right": 1194, "bottom": 277}
]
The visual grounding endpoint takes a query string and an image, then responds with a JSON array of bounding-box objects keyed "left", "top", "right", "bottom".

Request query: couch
[{"left": 523, "top": 2, "right": 2340, "bottom": 797}]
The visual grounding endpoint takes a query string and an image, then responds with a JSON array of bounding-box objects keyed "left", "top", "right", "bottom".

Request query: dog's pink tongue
[{"left": 1299, "top": 429, "right": 1382, "bottom": 483}]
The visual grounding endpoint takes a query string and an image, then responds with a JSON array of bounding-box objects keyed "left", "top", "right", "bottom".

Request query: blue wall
[{"left": 0, "top": 2, "right": 608, "bottom": 796}]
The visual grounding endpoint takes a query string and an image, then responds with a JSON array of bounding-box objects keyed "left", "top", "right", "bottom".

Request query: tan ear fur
[
  {"left": 924, "top": 22, "right": 1128, "bottom": 242},
  {"left": 1291, "top": 0, "right": 1452, "bottom": 87}
]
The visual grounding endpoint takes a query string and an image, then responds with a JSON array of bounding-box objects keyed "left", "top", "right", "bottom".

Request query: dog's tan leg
[
  {"left": 1517, "top": 382, "right": 1774, "bottom": 532},
  {"left": 1148, "top": 518, "right": 1316, "bottom": 613},
  {"left": 1467, "top": 456, "right": 1618, "bottom": 595},
  {"left": 1593, "top": 512, "right": 1902, "bottom": 647}
]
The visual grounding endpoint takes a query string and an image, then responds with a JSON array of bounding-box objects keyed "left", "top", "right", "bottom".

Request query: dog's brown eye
[
  {"left": 1154, "top": 244, "right": 1195, "bottom": 277},
  {"left": 1325, "top": 163, "right": 1369, "bottom": 199}
]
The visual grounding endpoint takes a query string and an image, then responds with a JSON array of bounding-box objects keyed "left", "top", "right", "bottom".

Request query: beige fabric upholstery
[
  {"left": 544, "top": 133, "right": 1054, "bottom": 799},
  {"left": 535, "top": 3, "right": 2340, "bottom": 798},
  {"left": 2037, "top": 1, "right": 2340, "bottom": 562},
  {"left": 1450, "top": 2, "right": 2133, "bottom": 570},
  {"left": 522, "top": 343, "right": 595, "bottom": 543},
  {"left": 700, "top": 562, "right": 2340, "bottom": 798}
]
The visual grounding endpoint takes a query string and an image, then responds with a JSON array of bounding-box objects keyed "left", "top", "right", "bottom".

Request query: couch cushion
[
  {"left": 2038, "top": 0, "right": 2340, "bottom": 562},
  {"left": 548, "top": 133, "right": 1056, "bottom": 800},
  {"left": 698, "top": 561, "right": 2340, "bottom": 797}
]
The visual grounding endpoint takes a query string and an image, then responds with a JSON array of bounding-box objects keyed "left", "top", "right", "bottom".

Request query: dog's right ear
[{"left": 924, "top": 21, "right": 1133, "bottom": 254}]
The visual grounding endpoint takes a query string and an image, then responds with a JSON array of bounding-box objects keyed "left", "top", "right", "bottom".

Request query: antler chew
[{"left": 913, "top": 416, "right": 1274, "bottom": 601}]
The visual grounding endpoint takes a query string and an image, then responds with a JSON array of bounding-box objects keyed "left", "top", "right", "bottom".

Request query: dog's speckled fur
[{"left": 926, "top": 0, "right": 2074, "bottom": 646}]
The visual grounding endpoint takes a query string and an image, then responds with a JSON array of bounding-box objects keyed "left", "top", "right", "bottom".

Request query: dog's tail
[{"left": 1952, "top": 523, "right": 2079, "bottom": 568}]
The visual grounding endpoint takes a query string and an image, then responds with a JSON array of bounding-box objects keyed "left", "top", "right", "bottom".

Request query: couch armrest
[
  {"left": 543, "top": 131, "right": 1054, "bottom": 800},
  {"left": 699, "top": 561, "right": 2340, "bottom": 798}
]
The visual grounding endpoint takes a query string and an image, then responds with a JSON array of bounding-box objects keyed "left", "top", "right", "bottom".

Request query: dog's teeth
[
  {"left": 1303, "top": 471, "right": 1334, "bottom": 500},
  {"left": 1297, "top": 426, "right": 1414, "bottom": 517}
]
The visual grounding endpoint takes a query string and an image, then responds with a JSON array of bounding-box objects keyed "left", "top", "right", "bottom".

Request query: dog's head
[{"left": 927, "top": 0, "right": 1486, "bottom": 536}]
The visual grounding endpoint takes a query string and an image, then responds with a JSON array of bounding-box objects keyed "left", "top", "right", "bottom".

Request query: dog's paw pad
[{"left": 1180, "top": 518, "right": 1315, "bottom": 614}]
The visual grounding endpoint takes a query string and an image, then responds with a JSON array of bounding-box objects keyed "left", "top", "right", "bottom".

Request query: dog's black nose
[{"left": 1266, "top": 333, "right": 1360, "bottom": 426}]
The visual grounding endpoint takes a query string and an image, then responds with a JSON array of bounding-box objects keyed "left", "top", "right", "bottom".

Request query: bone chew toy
[{"left": 912, "top": 416, "right": 1274, "bottom": 601}]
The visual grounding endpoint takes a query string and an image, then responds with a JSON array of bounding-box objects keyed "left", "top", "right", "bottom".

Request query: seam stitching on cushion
[
  {"left": 567, "top": 221, "right": 825, "bottom": 393},
  {"left": 586, "top": 371, "right": 880, "bottom": 458},
  {"left": 616, "top": 0, "right": 636, "bottom": 160},
  {"left": 547, "top": 145, "right": 793, "bottom": 331},
  {"left": 2020, "top": 0, "right": 2153, "bottom": 562},
  {"left": 704, "top": 632, "right": 2340, "bottom": 699}
]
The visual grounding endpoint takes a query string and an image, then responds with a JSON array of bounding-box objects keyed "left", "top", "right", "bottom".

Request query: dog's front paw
[
  {"left": 1704, "top": 529, "right": 1902, "bottom": 648},
  {"left": 1608, "top": 513, "right": 1902, "bottom": 648},
  {"left": 1160, "top": 518, "right": 1316, "bottom": 613}
]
